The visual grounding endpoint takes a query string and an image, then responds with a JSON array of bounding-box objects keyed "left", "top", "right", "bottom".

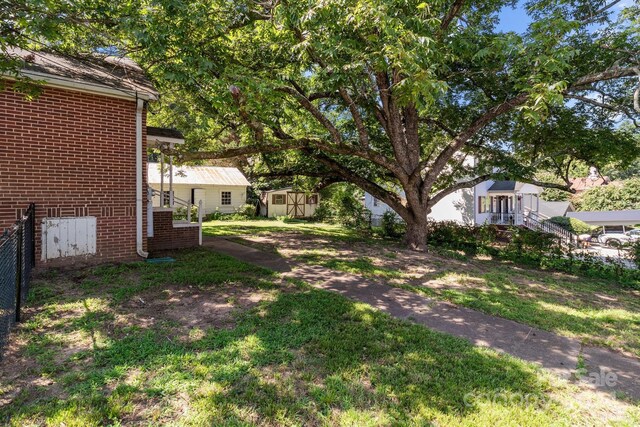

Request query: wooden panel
[
  {"left": 286, "top": 192, "right": 306, "bottom": 218},
  {"left": 42, "top": 217, "right": 97, "bottom": 260}
]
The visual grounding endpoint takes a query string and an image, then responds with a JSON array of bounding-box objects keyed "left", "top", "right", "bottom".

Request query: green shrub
[
  {"left": 381, "top": 211, "right": 405, "bottom": 238},
  {"left": 311, "top": 203, "right": 332, "bottom": 222},
  {"left": 506, "top": 226, "right": 558, "bottom": 257},
  {"left": 546, "top": 216, "right": 594, "bottom": 235},
  {"left": 312, "top": 183, "right": 368, "bottom": 229},
  {"left": 628, "top": 241, "right": 640, "bottom": 266},
  {"left": 173, "top": 205, "right": 199, "bottom": 221},
  {"left": 426, "top": 221, "right": 499, "bottom": 253},
  {"left": 205, "top": 209, "right": 224, "bottom": 221},
  {"left": 204, "top": 204, "right": 257, "bottom": 221},
  {"left": 424, "top": 220, "right": 640, "bottom": 287},
  {"left": 235, "top": 203, "right": 257, "bottom": 218}
]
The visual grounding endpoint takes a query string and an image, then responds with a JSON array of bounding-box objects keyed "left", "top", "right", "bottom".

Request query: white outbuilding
[
  {"left": 260, "top": 188, "right": 320, "bottom": 218},
  {"left": 148, "top": 163, "right": 251, "bottom": 215}
]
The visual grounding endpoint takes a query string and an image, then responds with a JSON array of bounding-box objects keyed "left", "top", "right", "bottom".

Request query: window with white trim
[
  {"left": 478, "top": 196, "right": 490, "bottom": 214},
  {"left": 272, "top": 194, "right": 286, "bottom": 205}
]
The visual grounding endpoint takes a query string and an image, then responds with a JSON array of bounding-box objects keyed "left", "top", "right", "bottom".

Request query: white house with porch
[{"left": 365, "top": 179, "right": 545, "bottom": 226}]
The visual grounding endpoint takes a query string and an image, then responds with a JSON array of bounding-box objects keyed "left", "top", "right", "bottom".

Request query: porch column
[
  {"left": 169, "top": 143, "right": 174, "bottom": 208},
  {"left": 160, "top": 152, "right": 165, "bottom": 207}
]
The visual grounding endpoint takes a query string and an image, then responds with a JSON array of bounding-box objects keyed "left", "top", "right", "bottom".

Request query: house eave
[
  {"left": 3, "top": 70, "right": 158, "bottom": 101},
  {"left": 147, "top": 135, "right": 185, "bottom": 146}
]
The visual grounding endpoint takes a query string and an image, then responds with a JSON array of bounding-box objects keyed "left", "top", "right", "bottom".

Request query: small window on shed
[
  {"left": 272, "top": 194, "right": 286, "bottom": 205},
  {"left": 221, "top": 191, "right": 232, "bottom": 205},
  {"left": 306, "top": 194, "right": 318, "bottom": 205}
]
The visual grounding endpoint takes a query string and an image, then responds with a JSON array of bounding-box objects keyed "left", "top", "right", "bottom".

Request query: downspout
[{"left": 136, "top": 97, "right": 149, "bottom": 258}]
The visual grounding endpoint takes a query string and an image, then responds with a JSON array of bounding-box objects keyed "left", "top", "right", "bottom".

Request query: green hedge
[{"left": 546, "top": 216, "right": 595, "bottom": 235}]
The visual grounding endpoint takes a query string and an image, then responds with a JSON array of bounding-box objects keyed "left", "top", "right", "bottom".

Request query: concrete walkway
[
  {"left": 203, "top": 236, "right": 640, "bottom": 400},
  {"left": 203, "top": 237, "right": 291, "bottom": 272}
]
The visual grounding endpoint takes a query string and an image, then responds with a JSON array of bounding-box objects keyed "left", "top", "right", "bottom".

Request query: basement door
[
  {"left": 286, "top": 192, "right": 305, "bottom": 218},
  {"left": 42, "top": 217, "right": 97, "bottom": 260}
]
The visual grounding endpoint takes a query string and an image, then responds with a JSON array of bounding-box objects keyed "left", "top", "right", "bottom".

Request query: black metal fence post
[
  {"left": 0, "top": 204, "right": 35, "bottom": 356},
  {"left": 14, "top": 224, "right": 23, "bottom": 323},
  {"left": 29, "top": 203, "right": 35, "bottom": 267}
]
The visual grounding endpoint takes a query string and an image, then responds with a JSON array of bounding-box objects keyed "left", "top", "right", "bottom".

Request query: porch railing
[
  {"left": 489, "top": 208, "right": 578, "bottom": 245},
  {"left": 489, "top": 212, "right": 522, "bottom": 225},
  {"left": 150, "top": 188, "right": 202, "bottom": 224},
  {"left": 149, "top": 188, "right": 204, "bottom": 245}
]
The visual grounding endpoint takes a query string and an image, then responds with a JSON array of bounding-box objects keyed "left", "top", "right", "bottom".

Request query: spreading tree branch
[{"left": 440, "top": 0, "right": 466, "bottom": 31}]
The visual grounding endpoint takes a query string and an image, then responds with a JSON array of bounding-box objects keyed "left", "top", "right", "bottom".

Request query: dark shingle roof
[
  {"left": 487, "top": 181, "right": 517, "bottom": 192},
  {"left": 147, "top": 127, "right": 184, "bottom": 140},
  {"left": 4, "top": 47, "right": 157, "bottom": 99}
]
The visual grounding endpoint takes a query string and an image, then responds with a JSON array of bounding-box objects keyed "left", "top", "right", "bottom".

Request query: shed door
[
  {"left": 287, "top": 192, "right": 305, "bottom": 217},
  {"left": 42, "top": 217, "right": 97, "bottom": 260},
  {"left": 192, "top": 188, "right": 206, "bottom": 207}
]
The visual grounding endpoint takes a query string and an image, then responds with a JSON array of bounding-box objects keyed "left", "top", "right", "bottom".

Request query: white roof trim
[
  {"left": 4, "top": 70, "right": 157, "bottom": 101},
  {"left": 148, "top": 135, "right": 185, "bottom": 145}
]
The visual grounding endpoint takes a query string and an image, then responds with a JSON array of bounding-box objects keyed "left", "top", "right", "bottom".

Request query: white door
[{"left": 192, "top": 188, "right": 206, "bottom": 211}]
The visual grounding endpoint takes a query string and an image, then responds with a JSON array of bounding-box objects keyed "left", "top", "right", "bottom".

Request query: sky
[
  {"left": 495, "top": 0, "right": 633, "bottom": 34},
  {"left": 496, "top": 2, "right": 532, "bottom": 33}
]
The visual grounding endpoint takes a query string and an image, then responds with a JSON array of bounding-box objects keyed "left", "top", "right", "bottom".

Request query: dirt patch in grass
[
  {"left": 117, "top": 283, "right": 274, "bottom": 334},
  {"left": 0, "top": 254, "right": 278, "bottom": 414}
]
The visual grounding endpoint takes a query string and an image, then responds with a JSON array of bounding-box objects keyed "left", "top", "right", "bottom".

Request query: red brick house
[{"left": 1, "top": 48, "right": 199, "bottom": 266}]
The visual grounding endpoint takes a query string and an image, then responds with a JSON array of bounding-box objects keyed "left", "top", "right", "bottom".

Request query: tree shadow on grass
[{"left": 3, "top": 284, "right": 578, "bottom": 425}]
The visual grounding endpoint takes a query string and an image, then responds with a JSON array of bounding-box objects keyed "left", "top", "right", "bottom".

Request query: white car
[{"left": 597, "top": 229, "right": 640, "bottom": 247}]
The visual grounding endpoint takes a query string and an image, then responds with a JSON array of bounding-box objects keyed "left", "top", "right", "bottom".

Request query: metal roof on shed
[
  {"left": 147, "top": 163, "right": 250, "bottom": 186},
  {"left": 538, "top": 201, "right": 573, "bottom": 218}
]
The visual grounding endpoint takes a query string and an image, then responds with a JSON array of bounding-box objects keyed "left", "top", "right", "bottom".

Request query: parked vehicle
[{"left": 597, "top": 228, "right": 640, "bottom": 247}]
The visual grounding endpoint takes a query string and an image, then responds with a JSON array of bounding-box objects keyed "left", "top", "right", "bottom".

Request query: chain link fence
[{"left": 0, "top": 204, "right": 35, "bottom": 354}]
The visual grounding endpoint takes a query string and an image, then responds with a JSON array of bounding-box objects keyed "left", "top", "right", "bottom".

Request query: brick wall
[
  {"left": 0, "top": 82, "right": 147, "bottom": 265},
  {"left": 147, "top": 209, "right": 199, "bottom": 253}
]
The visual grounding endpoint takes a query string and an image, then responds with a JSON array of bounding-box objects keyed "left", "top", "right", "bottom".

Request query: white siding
[
  {"left": 42, "top": 217, "right": 97, "bottom": 260},
  {"left": 474, "top": 180, "right": 494, "bottom": 225},
  {"left": 429, "top": 188, "right": 475, "bottom": 224},
  {"left": 149, "top": 183, "right": 248, "bottom": 214},
  {"left": 364, "top": 193, "right": 392, "bottom": 218},
  {"left": 365, "top": 185, "right": 483, "bottom": 225}
]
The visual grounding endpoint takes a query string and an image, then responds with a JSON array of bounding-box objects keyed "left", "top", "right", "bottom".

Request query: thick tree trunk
[{"left": 403, "top": 211, "right": 429, "bottom": 251}]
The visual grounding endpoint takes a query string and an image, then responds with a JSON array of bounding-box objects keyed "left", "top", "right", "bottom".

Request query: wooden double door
[{"left": 286, "top": 192, "right": 305, "bottom": 218}]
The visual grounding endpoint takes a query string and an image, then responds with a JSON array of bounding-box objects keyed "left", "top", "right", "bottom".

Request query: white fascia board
[
  {"left": 4, "top": 70, "right": 158, "bottom": 101},
  {"left": 148, "top": 136, "right": 185, "bottom": 145}
]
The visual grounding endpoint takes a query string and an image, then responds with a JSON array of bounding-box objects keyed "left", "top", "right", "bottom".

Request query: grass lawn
[
  {"left": 203, "top": 220, "right": 640, "bottom": 359},
  {"left": 202, "top": 219, "right": 372, "bottom": 242},
  {"left": 3, "top": 249, "right": 638, "bottom": 425}
]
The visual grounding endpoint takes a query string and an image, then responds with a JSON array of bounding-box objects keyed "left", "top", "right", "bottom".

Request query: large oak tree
[{"left": 4, "top": 0, "right": 640, "bottom": 249}]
